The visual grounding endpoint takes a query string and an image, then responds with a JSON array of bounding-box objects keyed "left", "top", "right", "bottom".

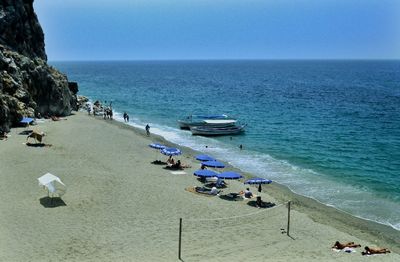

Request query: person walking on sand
[
  {"left": 126, "top": 114, "right": 129, "bottom": 122},
  {"left": 145, "top": 124, "right": 150, "bottom": 136}
]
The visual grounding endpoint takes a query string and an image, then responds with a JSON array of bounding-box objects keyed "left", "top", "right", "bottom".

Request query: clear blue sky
[{"left": 34, "top": 0, "right": 400, "bottom": 61}]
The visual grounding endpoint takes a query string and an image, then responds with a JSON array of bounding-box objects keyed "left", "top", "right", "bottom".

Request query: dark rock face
[
  {"left": 0, "top": 0, "right": 77, "bottom": 131},
  {"left": 68, "top": 81, "right": 79, "bottom": 95},
  {"left": 0, "top": 0, "right": 46, "bottom": 60}
]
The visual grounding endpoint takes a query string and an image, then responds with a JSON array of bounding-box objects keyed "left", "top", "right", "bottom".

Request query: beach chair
[
  {"left": 205, "top": 177, "right": 218, "bottom": 183},
  {"left": 215, "top": 179, "right": 226, "bottom": 188}
]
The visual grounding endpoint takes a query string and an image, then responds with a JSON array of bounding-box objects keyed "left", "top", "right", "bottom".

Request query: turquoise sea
[{"left": 53, "top": 60, "right": 400, "bottom": 230}]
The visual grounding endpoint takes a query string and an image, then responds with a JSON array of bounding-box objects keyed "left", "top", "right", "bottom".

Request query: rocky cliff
[{"left": 0, "top": 0, "right": 77, "bottom": 132}]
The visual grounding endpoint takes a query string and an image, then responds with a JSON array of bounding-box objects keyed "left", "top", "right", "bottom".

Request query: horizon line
[{"left": 48, "top": 58, "right": 400, "bottom": 63}]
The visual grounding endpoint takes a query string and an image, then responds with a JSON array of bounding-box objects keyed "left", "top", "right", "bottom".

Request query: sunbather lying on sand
[
  {"left": 361, "top": 246, "right": 390, "bottom": 255},
  {"left": 195, "top": 186, "right": 219, "bottom": 195},
  {"left": 332, "top": 241, "right": 361, "bottom": 249}
]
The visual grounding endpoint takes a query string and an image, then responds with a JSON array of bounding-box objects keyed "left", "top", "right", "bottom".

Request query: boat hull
[
  {"left": 178, "top": 119, "right": 236, "bottom": 130},
  {"left": 178, "top": 120, "right": 192, "bottom": 129},
  {"left": 190, "top": 125, "right": 246, "bottom": 136}
]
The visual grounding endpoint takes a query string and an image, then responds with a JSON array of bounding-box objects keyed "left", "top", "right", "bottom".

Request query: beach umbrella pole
[
  {"left": 178, "top": 218, "right": 182, "bottom": 260},
  {"left": 287, "top": 201, "right": 291, "bottom": 237}
]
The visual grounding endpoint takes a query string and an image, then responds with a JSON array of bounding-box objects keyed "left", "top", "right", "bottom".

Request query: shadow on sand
[
  {"left": 26, "top": 142, "right": 52, "bottom": 147},
  {"left": 39, "top": 197, "right": 67, "bottom": 208},
  {"left": 151, "top": 160, "right": 167, "bottom": 165},
  {"left": 219, "top": 194, "right": 244, "bottom": 201},
  {"left": 247, "top": 200, "right": 276, "bottom": 209},
  {"left": 204, "top": 182, "right": 227, "bottom": 189},
  {"left": 19, "top": 130, "right": 33, "bottom": 135}
]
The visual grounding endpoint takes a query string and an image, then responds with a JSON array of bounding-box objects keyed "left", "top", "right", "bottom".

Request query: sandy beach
[{"left": 0, "top": 112, "right": 398, "bottom": 261}]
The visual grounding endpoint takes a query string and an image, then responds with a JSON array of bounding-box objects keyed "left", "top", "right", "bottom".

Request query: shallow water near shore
[{"left": 53, "top": 60, "right": 400, "bottom": 230}]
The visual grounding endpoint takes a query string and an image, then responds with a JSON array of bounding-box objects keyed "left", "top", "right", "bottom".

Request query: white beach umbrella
[{"left": 38, "top": 173, "right": 67, "bottom": 197}]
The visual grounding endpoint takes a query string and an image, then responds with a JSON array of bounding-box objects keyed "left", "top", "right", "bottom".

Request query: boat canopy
[
  {"left": 202, "top": 119, "right": 237, "bottom": 125},
  {"left": 193, "top": 114, "right": 228, "bottom": 119}
]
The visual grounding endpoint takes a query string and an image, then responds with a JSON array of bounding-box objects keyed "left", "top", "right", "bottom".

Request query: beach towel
[
  {"left": 170, "top": 171, "right": 186, "bottom": 175},
  {"left": 332, "top": 247, "right": 356, "bottom": 253}
]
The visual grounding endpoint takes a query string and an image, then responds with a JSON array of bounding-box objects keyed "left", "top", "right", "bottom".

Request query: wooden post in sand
[
  {"left": 287, "top": 201, "right": 291, "bottom": 236},
  {"left": 178, "top": 218, "right": 182, "bottom": 260}
]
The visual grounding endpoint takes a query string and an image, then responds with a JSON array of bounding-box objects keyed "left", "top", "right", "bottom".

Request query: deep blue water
[{"left": 53, "top": 60, "right": 400, "bottom": 230}]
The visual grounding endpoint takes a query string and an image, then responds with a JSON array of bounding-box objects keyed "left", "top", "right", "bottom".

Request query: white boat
[
  {"left": 190, "top": 124, "right": 246, "bottom": 136},
  {"left": 178, "top": 114, "right": 234, "bottom": 129},
  {"left": 197, "top": 119, "right": 237, "bottom": 127}
]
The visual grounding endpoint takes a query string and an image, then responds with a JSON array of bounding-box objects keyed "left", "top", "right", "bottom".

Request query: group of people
[
  {"left": 103, "top": 107, "right": 113, "bottom": 119},
  {"left": 332, "top": 241, "right": 390, "bottom": 255},
  {"left": 84, "top": 101, "right": 151, "bottom": 139},
  {"left": 166, "top": 156, "right": 191, "bottom": 169},
  {"left": 87, "top": 101, "right": 113, "bottom": 119},
  {"left": 122, "top": 112, "right": 151, "bottom": 137},
  {"left": 237, "top": 188, "right": 272, "bottom": 208}
]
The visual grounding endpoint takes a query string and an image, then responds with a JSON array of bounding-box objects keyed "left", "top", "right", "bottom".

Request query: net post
[
  {"left": 178, "top": 218, "right": 182, "bottom": 260},
  {"left": 287, "top": 201, "right": 291, "bottom": 236}
]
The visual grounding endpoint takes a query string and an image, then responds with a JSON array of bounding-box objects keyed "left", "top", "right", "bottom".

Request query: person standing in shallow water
[
  {"left": 145, "top": 124, "right": 150, "bottom": 136},
  {"left": 123, "top": 112, "right": 129, "bottom": 122}
]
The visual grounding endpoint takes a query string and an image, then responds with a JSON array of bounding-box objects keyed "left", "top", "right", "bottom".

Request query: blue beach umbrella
[
  {"left": 193, "top": 169, "right": 219, "bottom": 178},
  {"left": 244, "top": 177, "right": 272, "bottom": 192},
  {"left": 217, "top": 172, "right": 243, "bottom": 180},
  {"left": 20, "top": 117, "right": 34, "bottom": 125},
  {"left": 161, "top": 147, "right": 182, "bottom": 156},
  {"left": 149, "top": 143, "right": 166, "bottom": 149},
  {"left": 149, "top": 143, "right": 166, "bottom": 162},
  {"left": 195, "top": 154, "right": 216, "bottom": 162},
  {"left": 213, "top": 171, "right": 242, "bottom": 188},
  {"left": 202, "top": 160, "right": 225, "bottom": 168}
]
